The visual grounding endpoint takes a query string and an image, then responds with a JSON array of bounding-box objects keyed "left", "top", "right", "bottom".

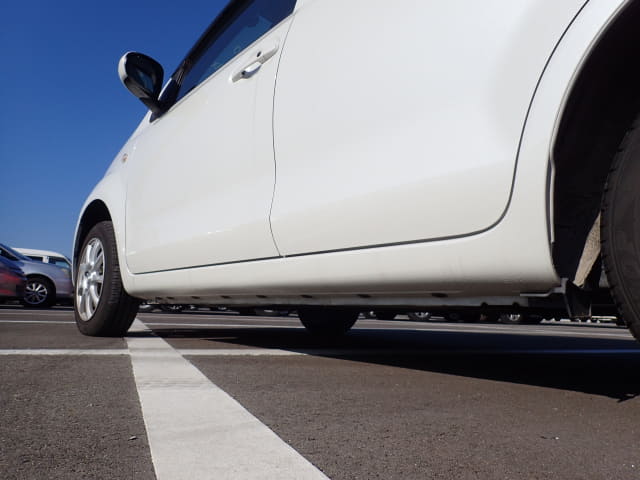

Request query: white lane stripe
[
  {"left": 0, "top": 349, "right": 128, "bottom": 355},
  {"left": 0, "top": 311, "right": 73, "bottom": 316},
  {"left": 126, "top": 319, "right": 328, "bottom": 480},
  {"left": 1, "top": 347, "right": 638, "bottom": 357},
  {"left": 179, "top": 348, "right": 640, "bottom": 356},
  {"left": 144, "top": 321, "right": 300, "bottom": 329},
  {"left": 0, "top": 348, "right": 640, "bottom": 357},
  {"left": 143, "top": 321, "right": 632, "bottom": 339},
  {"left": 0, "top": 320, "right": 75, "bottom": 325}
]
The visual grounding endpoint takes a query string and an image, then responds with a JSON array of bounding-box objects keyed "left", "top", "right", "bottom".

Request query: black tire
[
  {"left": 602, "top": 117, "right": 640, "bottom": 341},
  {"left": 407, "top": 311, "right": 431, "bottom": 321},
  {"left": 22, "top": 276, "right": 55, "bottom": 308},
  {"left": 445, "top": 311, "right": 478, "bottom": 323},
  {"left": 374, "top": 311, "right": 397, "bottom": 320},
  {"left": 74, "top": 221, "right": 139, "bottom": 337},
  {"left": 160, "top": 304, "right": 185, "bottom": 312},
  {"left": 499, "top": 314, "right": 543, "bottom": 325},
  {"left": 298, "top": 307, "right": 358, "bottom": 337},
  {"left": 138, "top": 302, "right": 155, "bottom": 313}
]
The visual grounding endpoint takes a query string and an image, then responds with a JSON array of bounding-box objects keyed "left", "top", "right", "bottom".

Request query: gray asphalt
[{"left": 2, "top": 305, "right": 640, "bottom": 479}]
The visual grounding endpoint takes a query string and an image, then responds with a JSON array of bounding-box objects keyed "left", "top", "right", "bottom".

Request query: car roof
[{"left": 14, "top": 247, "right": 71, "bottom": 262}]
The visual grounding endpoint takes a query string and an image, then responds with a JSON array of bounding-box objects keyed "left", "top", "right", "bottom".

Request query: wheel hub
[{"left": 76, "top": 238, "right": 105, "bottom": 321}]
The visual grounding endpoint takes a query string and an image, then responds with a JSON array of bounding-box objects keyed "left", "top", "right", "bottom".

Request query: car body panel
[
  {"left": 123, "top": 18, "right": 293, "bottom": 274},
  {"left": 0, "top": 256, "right": 26, "bottom": 300},
  {"left": 0, "top": 244, "right": 72, "bottom": 299},
  {"left": 14, "top": 248, "right": 72, "bottom": 269},
  {"left": 75, "top": 0, "right": 629, "bottom": 309},
  {"left": 270, "top": 0, "right": 586, "bottom": 255}
]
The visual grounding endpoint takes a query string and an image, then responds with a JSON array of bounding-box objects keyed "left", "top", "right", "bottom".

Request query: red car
[{"left": 0, "top": 256, "right": 26, "bottom": 301}]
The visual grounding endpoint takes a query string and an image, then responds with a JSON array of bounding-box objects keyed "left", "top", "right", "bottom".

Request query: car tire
[
  {"left": 74, "top": 221, "right": 140, "bottom": 337},
  {"left": 601, "top": 117, "right": 640, "bottom": 342},
  {"left": 499, "top": 314, "right": 543, "bottom": 325},
  {"left": 138, "top": 302, "right": 155, "bottom": 313},
  {"left": 374, "top": 311, "right": 397, "bottom": 320},
  {"left": 22, "top": 276, "right": 55, "bottom": 308},
  {"left": 160, "top": 304, "right": 185, "bottom": 312},
  {"left": 445, "top": 311, "right": 478, "bottom": 323},
  {"left": 407, "top": 311, "right": 431, "bottom": 321},
  {"left": 298, "top": 307, "right": 358, "bottom": 337}
]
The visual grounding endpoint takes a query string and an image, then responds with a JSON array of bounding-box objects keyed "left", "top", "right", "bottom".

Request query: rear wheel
[
  {"left": 374, "top": 311, "right": 397, "bottom": 320},
  {"left": 408, "top": 311, "right": 431, "bottom": 321},
  {"left": 499, "top": 314, "right": 543, "bottom": 325},
  {"left": 602, "top": 117, "right": 640, "bottom": 341},
  {"left": 22, "top": 276, "right": 55, "bottom": 308},
  {"left": 74, "top": 221, "right": 139, "bottom": 336},
  {"left": 298, "top": 307, "right": 358, "bottom": 337}
]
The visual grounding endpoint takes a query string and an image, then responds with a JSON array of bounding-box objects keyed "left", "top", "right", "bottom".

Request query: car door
[
  {"left": 124, "top": 0, "right": 296, "bottom": 274},
  {"left": 270, "top": 0, "right": 585, "bottom": 256}
]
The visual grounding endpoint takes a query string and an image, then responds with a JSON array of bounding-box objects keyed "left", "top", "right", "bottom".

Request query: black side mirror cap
[{"left": 118, "top": 52, "right": 165, "bottom": 116}]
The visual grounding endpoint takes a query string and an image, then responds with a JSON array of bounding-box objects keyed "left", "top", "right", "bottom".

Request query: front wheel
[
  {"left": 74, "top": 221, "right": 139, "bottom": 337},
  {"left": 22, "top": 276, "right": 55, "bottom": 308},
  {"left": 408, "top": 311, "right": 431, "bottom": 321},
  {"left": 298, "top": 307, "right": 358, "bottom": 337}
]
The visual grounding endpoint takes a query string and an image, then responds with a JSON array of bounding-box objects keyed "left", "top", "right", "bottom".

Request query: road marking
[
  {"left": 178, "top": 348, "right": 640, "bottom": 356},
  {"left": 141, "top": 320, "right": 633, "bottom": 339},
  {"left": 126, "top": 319, "right": 328, "bottom": 480},
  {"left": 0, "top": 349, "right": 128, "bottom": 355},
  {"left": 0, "top": 347, "right": 638, "bottom": 357},
  {"left": 144, "top": 321, "right": 300, "bottom": 329},
  {"left": 0, "top": 320, "right": 75, "bottom": 325}
]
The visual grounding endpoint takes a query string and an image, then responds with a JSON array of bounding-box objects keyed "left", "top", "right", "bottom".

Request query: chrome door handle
[
  {"left": 241, "top": 61, "right": 262, "bottom": 78},
  {"left": 232, "top": 43, "right": 279, "bottom": 82}
]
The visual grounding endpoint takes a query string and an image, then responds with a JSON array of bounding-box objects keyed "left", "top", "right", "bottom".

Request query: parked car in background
[
  {"left": 14, "top": 248, "right": 72, "bottom": 270},
  {"left": 73, "top": 1, "right": 640, "bottom": 342},
  {"left": 0, "top": 256, "right": 27, "bottom": 302},
  {"left": 0, "top": 243, "right": 72, "bottom": 308}
]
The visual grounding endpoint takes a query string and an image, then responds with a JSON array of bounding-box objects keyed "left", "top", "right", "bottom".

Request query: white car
[
  {"left": 14, "top": 248, "right": 72, "bottom": 270},
  {"left": 73, "top": 0, "right": 640, "bottom": 341}
]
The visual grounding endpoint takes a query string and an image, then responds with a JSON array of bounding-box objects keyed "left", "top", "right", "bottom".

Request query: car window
[
  {"left": 27, "top": 255, "right": 45, "bottom": 262},
  {"left": 172, "top": 0, "right": 296, "bottom": 103},
  {"left": 0, "top": 245, "right": 28, "bottom": 262},
  {"left": 50, "top": 257, "right": 71, "bottom": 269}
]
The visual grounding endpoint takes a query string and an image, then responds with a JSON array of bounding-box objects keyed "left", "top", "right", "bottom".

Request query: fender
[
  {"left": 516, "top": 0, "right": 630, "bottom": 237},
  {"left": 73, "top": 147, "right": 135, "bottom": 293}
]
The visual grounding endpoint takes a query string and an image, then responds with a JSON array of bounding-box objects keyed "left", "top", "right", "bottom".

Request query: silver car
[{"left": 0, "top": 243, "right": 72, "bottom": 308}]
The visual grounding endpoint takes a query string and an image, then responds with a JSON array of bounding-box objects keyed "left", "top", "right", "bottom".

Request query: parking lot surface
[{"left": 2, "top": 306, "right": 640, "bottom": 479}]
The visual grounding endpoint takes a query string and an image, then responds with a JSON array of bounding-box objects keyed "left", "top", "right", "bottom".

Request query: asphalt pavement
[{"left": 2, "top": 306, "right": 640, "bottom": 479}]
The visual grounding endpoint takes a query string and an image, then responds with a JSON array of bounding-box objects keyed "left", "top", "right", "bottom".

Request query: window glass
[
  {"left": 174, "top": 0, "right": 296, "bottom": 102},
  {"left": 50, "top": 257, "right": 72, "bottom": 269},
  {"left": 0, "top": 245, "right": 28, "bottom": 262}
]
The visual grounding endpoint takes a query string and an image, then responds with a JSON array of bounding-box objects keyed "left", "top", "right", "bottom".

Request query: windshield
[{"left": 0, "top": 243, "right": 30, "bottom": 262}]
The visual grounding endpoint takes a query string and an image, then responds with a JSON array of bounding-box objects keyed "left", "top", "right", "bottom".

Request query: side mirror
[{"left": 118, "top": 52, "right": 165, "bottom": 116}]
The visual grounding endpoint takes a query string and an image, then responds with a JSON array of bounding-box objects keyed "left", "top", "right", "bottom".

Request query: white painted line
[
  {"left": 142, "top": 320, "right": 632, "bottom": 339},
  {"left": 0, "top": 349, "right": 128, "bottom": 355},
  {"left": 0, "top": 347, "right": 637, "bottom": 357},
  {"left": 144, "top": 321, "right": 301, "bottom": 329},
  {"left": 126, "top": 319, "right": 328, "bottom": 480},
  {"left": 177, "top": 348, "right": 640, "bottom": 356},
  {"left": 0, "top": 310, "right": 74, "bottom": 317},
  {"left": 0, "top": 320, "right": 74, "bottom": 325}
]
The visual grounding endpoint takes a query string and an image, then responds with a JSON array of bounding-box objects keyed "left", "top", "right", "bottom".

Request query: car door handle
[
  {"left": 232, "top": 43, "right": 279, "bottom": 82},
  {"left": 240, "top": 61, "right": 262, "bottom": 79}
]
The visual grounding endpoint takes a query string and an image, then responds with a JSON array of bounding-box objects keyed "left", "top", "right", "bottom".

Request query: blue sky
[{"left": 1, "top": 0, "right": 229, "bottom": 257}]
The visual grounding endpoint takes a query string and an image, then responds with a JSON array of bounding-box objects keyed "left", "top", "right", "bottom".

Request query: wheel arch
[
  {"left": 73, "top": 200, "right": 112, "bottom": 274},
  {"left": 25, "top": 274, "right": 56, "bottom": 295},
  {"left": 548, "top": 0, "right": 640, "bottom": 284}
]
